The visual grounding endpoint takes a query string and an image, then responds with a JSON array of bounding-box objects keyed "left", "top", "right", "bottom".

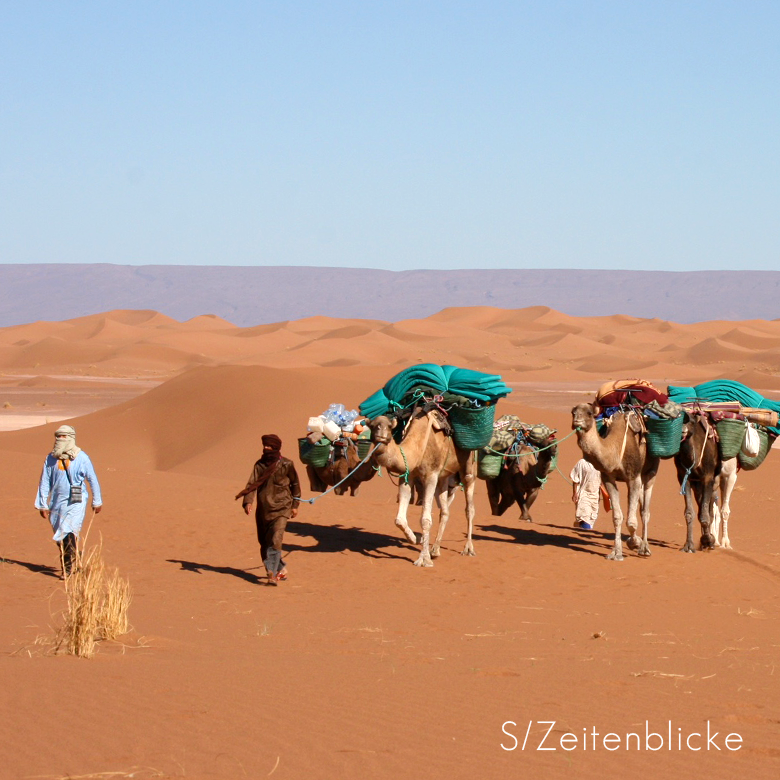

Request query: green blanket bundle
[
  {"left": 359, "top": 363, "right": 512, "bottom": 419},
  {"left": 668, "top": 380, "right": 780, "bottom": 436}
]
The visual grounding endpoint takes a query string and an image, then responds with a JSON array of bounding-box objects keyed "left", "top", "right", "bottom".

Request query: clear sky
[{"left": 1, "top": 1, "right": 778, "bottom": 271}]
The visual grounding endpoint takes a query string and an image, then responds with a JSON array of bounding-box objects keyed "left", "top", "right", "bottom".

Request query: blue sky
[{"left": 1, "top": 1, "right": 778, "bottom": 270}]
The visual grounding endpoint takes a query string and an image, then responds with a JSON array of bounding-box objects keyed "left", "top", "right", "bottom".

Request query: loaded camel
[
  {"left": 571, "top": 403, "right": 660, "bottom": 560},
  {"left": 674, "top": 412, "right": 722, "bottom": 552},
  {"left": 368, "top": 408, "right": 476, "bottom": 567},
  {"left": 486, "top": 433, "right": 559, "bottom": 523},
  {"left": 674, "top": 413, "right": 741, "bottom": 551},
  {"left": 306, "top": 439, "right": 376, "bottom": 496}
]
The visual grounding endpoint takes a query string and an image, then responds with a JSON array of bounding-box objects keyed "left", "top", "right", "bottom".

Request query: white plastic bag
[{"left": 742, "top": 423, "right": 760, "bottom": 458}]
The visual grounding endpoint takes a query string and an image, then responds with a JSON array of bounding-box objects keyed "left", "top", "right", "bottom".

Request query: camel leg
[
  {"left": 698, "top": 477, "right": 716, "bottom": 550},
  {"left": 431, "top": 477, "right": 452, "bottom": 558},
  {"left": 487, "top": 471, "right": 514, "bottom": 516},
  {"left": 680, "top": 479, "right": 697, "bottom": 553},
  {"left": 460, "top": 458, "right": 476, "bottom": 557},
  {"left": 710, "top": 501, "right": 721, "bottom": 546},
  {"left": 625, "top": 477, "right": 643, "bottom": 552},
  {"left": 604, "top": 480, "right": 624, "bottom": 561},
  {"left": 719, "top": 459, "right": 737, "bottom": 550},
  {"left": 395, "top": 482, "right": 417, "bottom": 545},
  {"left": 635, "top": 474, "right": 655, "bottom": 557},
  {"left": 413, "top": 476, "right": 438, "bottom": 567},
  {"left": 521, "top": 487, "right": 541, "bottom": 523}
]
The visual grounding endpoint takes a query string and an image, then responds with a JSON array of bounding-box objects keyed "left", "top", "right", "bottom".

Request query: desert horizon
[{"left": 1, "top": 305, "right": 779, "bottom": 779}]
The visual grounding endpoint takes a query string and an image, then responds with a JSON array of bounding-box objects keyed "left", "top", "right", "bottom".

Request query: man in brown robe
[{"left": 238, "top": 434, "right": 301, "bottom": 584}]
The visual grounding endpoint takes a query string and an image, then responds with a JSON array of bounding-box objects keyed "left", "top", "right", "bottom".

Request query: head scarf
[
  {"left": 52, "top": 424, "right": 81, "bottom": 461},
  {"left": 261, "top": 434, "right": 282, "bottom": 450},
  {"left": 234, "top": 434, "right": 284, "bottom": 501}
]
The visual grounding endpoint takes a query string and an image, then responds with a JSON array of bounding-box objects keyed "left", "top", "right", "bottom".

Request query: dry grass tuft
[{"left": 54, "top": 541, "right": 133, "bottom": 658}]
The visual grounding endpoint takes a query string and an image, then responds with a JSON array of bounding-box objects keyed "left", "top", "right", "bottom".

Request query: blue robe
[{"left": 35, "top": 452, "right": 103, "bottom": 542}]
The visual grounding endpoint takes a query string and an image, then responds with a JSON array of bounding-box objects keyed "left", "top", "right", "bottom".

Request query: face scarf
[
  {"left": 52, "top": 425, "right": 82, "bottom": 461},
  {"left": 259, "top": 434, "right": 282, "bottom": 465},
  {"left": 234, "top": 434, "right": 284, "bottom": 500}
]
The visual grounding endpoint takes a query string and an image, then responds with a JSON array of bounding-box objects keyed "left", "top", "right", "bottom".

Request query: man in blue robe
[{"left": 35, "top": 425, "right": 103, "bottom": 577}]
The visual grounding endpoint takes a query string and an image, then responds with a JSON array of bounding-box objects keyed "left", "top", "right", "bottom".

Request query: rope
[
  {"left": 395, "top": 445, "right": 410, "bottom": 484},
  {"left": 483, "top": 428, "right": 577, "bottom": 458},
  {"left": 294, "top": 444, "right": 376, "bottom": 504},
  {"left": 680, "top": 465, "right": 694, "bottom": 496}
]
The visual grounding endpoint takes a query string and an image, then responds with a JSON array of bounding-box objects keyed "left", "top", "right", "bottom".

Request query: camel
[
  {"left": 368, "top": 409, "right": 476, "bottom": 567},
  {"left": 674, "top": 412, "right": 721, "bottom": 552},
  {"left": 306, "top": 439, "right": 376, "bottom": 496},
  {"left": 486, "top": 434, "right": 558, "bottom": 523},
  {"left": 571, "top": 403, "right": 660, "bottom": 560}
]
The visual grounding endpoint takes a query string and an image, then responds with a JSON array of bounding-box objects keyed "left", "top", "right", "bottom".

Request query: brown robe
[{"left": 242, "top": 457, "right": 301, "bottom": 561}]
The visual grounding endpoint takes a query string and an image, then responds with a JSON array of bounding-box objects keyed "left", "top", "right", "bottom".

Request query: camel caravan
[{"left": 297, "top": 366, "right": 778, "bottom": 565}]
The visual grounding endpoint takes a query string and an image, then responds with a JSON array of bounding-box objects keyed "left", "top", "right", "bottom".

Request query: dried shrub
[
  {"left": 54, "top": 541, "right": 132, "bottom": 658},
  {"left": 99, "top": 566, "right": 132, "bottom": 640}
]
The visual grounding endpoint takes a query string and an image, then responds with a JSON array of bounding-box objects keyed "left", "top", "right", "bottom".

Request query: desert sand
[{"left": 1, "top": 306, "right": 779, "bottom": 779}]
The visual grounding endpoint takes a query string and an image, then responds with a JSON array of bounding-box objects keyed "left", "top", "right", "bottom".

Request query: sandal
[{"left": 275, "top": 571, "right": 288, "bottom": 582}]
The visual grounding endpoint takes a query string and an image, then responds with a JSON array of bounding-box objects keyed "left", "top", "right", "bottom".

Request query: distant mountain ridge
[{"left": 0, "top": 264, "right": 777, "bottom": 327}]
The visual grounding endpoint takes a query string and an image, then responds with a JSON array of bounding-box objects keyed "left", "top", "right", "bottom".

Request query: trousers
[{"left": 255, "top": 514, "right": 288, "bottom": 574}]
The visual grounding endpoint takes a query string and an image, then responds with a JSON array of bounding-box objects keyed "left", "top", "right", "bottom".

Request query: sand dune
[
  {"left": 684, "top": 337, "right": 756, "bottom": 365},
  {"left": 3, "top": 306, "right": 780, "bottom": 393}
]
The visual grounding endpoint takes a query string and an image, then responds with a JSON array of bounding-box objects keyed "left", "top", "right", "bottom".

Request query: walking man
[
  {"left": 236, "top": 434, "right": 301, "bottom": 584},
  {"left": 35, "top": 425, "right": 103, "bottom": 577},
  {"left": 570, "top": 457, "right": 601, "bottom": 530}
]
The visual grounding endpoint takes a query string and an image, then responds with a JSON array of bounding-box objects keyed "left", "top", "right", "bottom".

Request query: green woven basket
[
  {"left": 737, "top": 427, "right": 771, "bottom": 471},
  {"left": 450, "top": 404, "right": 496, "bottom": 450},
  {"left": 477, "top": 451, "right": 504, "bottom": 480},
  {"left": 298, "top": 437, "right": 333, "bottom": 467},
  {"left": 356, "top": 437, "right": 373, "bottom": 460},
  {"left": 716, "top": 419, "right": 746, "bottom": 460},
  {"left": 644, "top": 414, "right": 684, "bottom": 458}
]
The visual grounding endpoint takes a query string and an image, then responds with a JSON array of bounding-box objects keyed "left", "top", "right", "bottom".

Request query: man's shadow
[
  {"left": 0, "top": 557, "right": 60, "bottom": 579},
  {"left": 166, "top": 559, "right": 265, "bottom": 584}
]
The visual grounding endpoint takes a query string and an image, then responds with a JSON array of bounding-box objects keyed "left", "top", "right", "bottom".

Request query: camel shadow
[
  {"left": 166, "top": 559, "right": 265, "bottom": 585},
  {"left": 0, "top": 557, "right": 60, "bottom": 579},
  {"left": 476, "top": 522, "right": 677, "bottom": 556},
  {"left": 285, "top": 520, "right": 414, "bottom": 561},
  {"left": 476, "top": 522, "right": 607, "bottom": 557}
]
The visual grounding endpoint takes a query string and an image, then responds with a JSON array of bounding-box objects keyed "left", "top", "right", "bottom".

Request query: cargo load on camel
[
  {"left": 359, "top": 363, "right": 513, "bottom": 451},
  {"left": 478, "top": 415, "right": 557, "bottom": 479},
  {"left": 593, "top": 379, "right": 685, "bottom": 459},
  {"left": 297, "top": 403, "right": 375, "bottom": 496},
  {"left": 668, "top": 380, "right": 779, "bottom": 470}
]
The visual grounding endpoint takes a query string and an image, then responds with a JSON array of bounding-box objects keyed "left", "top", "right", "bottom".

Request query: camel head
[
  {"left": 571, "top": 403, "right": 597, "bottom": 433},
  {"left": 367, "top": 415, "right": 397, "bottom": 447}
]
